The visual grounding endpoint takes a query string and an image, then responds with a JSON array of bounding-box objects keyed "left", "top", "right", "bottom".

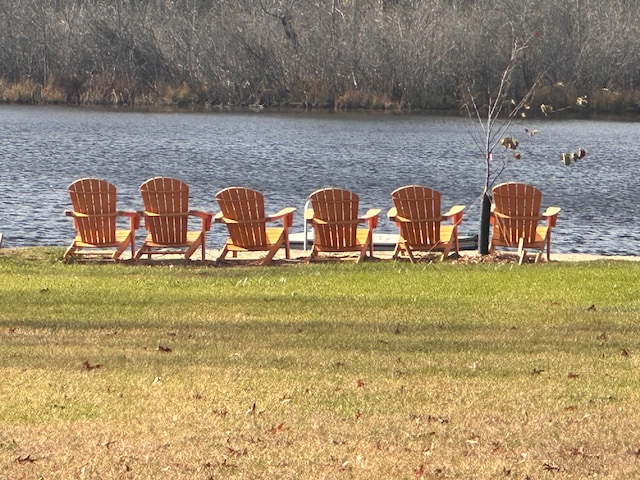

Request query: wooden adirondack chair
[
  {"left": 306, "top": 188, "right": 380, "bottom": 262},
  {"left": 136, "top": 177, "right": 212, "bottom": 261},
  {"left": 387, "top": 185, "right": 465, "bottom": 263},
  {"left": 214, "top": 187, "right": 296, "bottom": 265},
  {"left": 490, "top": 182, "right": 561, "bottom": 264},
  {"left": 64, "top": 178, "right": 139, "bottom": 261}
]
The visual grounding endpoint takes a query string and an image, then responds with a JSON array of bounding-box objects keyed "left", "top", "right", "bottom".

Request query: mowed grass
[{"left": 1, "top": 248, "right": 640, "bottom": 479}]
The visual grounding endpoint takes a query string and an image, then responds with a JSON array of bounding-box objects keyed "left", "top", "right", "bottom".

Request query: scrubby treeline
[{"left": 1, "top": 0, "right": 639, "bottom": 113}]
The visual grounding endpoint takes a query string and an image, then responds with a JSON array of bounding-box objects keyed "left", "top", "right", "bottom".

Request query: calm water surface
[{"left": 1, "top": 105, "right": 639, "bottom": 255}]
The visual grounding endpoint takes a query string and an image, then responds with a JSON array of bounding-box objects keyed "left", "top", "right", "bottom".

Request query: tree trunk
[{"left": 478, "top": 190, "right": 491, "bottom": 255}]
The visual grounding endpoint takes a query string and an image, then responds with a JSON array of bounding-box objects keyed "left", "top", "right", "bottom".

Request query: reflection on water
[{"left": 0, "top": 105, "right": 638, "bottom": 255}]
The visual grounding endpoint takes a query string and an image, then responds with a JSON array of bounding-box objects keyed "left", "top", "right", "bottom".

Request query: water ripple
[{"left": 0, "top": 106, "right": 638, "bottom": 256}]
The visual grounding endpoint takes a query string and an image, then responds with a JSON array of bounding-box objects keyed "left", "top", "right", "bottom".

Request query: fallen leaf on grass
[
  {"left": 587, "top": 304, "right": 596, "bottom": 312},
  {"left": 567, "top": 372, "right": 580, "bottom": 379},
  {"left": 246, "top": 402, "right": 257, "bottom": 415},
  {"left": 269, "top": 422, "right": 288, "bottom": 434},
  {"left": 82, "top": 361, "right": 102, "bottom": 371},
  {"left": 568, "top": 446, "right": 594, "bottom": 457},
  {"left": 621, "top": 349, "right": 629, "bottom": 357},
  {"left": 226, "top": 447, "right": 248, "bottom": 457},
  {"left": 356, "top": 379, "right": 365, "bottom": 388},
  {"left": 16, "top": 454, "right": 37, "bottom": 464},
  {"left": 426, "top": 415, "right": 449, "bottom": 424},
  {"left": 542, "top": 462, "right": 560, "bottom": 471},
  {"left": 220, "top": 458, "right": 237, "bottom": 468},
  {"left": 157, "top": 345, "right": 172, "bottom": 353}
]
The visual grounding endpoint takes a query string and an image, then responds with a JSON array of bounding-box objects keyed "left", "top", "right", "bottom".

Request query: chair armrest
[
  {"left": 542, "top": 206, "right": 561, "bottom": 227},
  {"left": 190, "top": 209, "right": 212, "bottom": 219},
  {"left": 304, "top": 208, "right": 314, "bottom": 223},
  {"left": 66, "top": 210, "right": 94, "bottom": 218},
  {"left": 387, "top": 207, "right": 398, "bottom": 221},
  {"left": 214, "top": 213, "right": 241, "bottom": 226},
  {"left": 266, "top": 207, "right": 296, "bottom": 229},
  {"left": 442, "top": 205, "right": 465, "bottom": 226},
  {"left": 117, "top": 210, "right": 139, "bottom": 218},
  {"left": 359, "top": 208, "right": 381, "bottom": 229},
  {"left": 190, "top": 210, "right": 213, "bottom": 231},
  {"left": 117, "top": 210, "right": 141, "bottom": 229}
]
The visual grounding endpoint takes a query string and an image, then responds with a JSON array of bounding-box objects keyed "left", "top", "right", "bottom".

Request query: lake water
[{"left": 0, "top": 105, "right": 638, "bottom": 256}]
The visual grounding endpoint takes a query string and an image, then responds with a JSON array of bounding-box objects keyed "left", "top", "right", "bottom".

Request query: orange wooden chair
[
  {"left": 306, "top": 188, "right": 380, "bottom": 262},
  {"left": 214, "top": 187, "right": 296, "bottom": 265},
  {"left": 64, "top": 178, "right": 139, "bottom": 261},
  {"left": 136, "top": 177, "right": 212, "bottom": 261},
  {"left": 490, "top": 182, "right": 561, "bottom": 264},
  {"left": 387, "top": 185, "right": 465, "bottom": 263}
]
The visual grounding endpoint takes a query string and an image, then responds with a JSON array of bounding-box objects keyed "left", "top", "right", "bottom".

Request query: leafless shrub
[{"left": 1, "top": 0, "right": 639, "bottom": 111}]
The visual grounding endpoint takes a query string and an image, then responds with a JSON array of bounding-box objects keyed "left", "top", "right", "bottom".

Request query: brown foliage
[{"left": 1, "top": 1, "right": 640, "bottom": 112}]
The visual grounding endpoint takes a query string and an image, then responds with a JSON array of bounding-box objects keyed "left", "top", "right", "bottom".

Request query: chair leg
[
  {"left": 63, "top": 245, "right": 76, "bottom": 260},
  {"left": 392, "top": 242, "right": 401, "bottom": 260},
  {"left": 217, "top": 244, "right": 230, "bottom": 262},
  {"left": 452, "top": 229, "right": 460, "bottom": 255},
  {"left": 114, "top": 236, "right": 133, "bottom": 260},
  {"left": 518, "top": 251, "right": 527, "bottom": 265},
  {"left": 284, "top": 231, "right": 291, "bottom": 259},
  {"left": 262, "top": 244, "right": 280, "bottom": 265},
  {"left": 517, "top": 238, "right": 526, "bottom": 265},
  {"left": 406, "top": 247, "right": 417, "bottom": 264},
  {"left": 546, "top": 234, "right": 552, "bottom": 261},
  {"left": 442, "top": 243, "right": 452, "bottom": 261},
  {"left": 130, "top": 236, "right": 136, "bottom": 259}
]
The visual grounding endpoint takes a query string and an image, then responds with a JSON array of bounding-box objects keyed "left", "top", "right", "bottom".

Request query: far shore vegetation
[
  {"left": 1, "top": 247, "right": 640, "bottom": 478},
  {"left": 1, "top": 1, "right": 640, "bottom": 116}
]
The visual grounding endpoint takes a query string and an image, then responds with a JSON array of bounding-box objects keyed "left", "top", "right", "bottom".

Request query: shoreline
[{"left": 2, "top": 246, "right": 639, "bottom": 263}]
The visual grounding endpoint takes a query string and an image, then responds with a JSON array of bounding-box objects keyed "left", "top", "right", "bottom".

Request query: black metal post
[{"left": 478, "top": 191, "right": 491, "bottom": 255}]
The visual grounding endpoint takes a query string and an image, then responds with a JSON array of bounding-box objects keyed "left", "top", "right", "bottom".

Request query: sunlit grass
[{"left": 1, "top": 248, "right": 640, "bottom": 478}]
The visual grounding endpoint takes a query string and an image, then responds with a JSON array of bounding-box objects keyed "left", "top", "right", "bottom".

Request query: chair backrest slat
[
  {"left": 68, "top": 178, "right": 118, "bottom": 245},
  {"left": 391, "top": 185, "right": 441, "bottom": 246},
  {"left": 216, "top": 187, "right": 268, "bottom": 248},
  {"left": 309, "top": 188, "right": 360, "bottom": 249},
  {"left": 492, "top": 182, "right": 542, "bottom": 245},
  {"left": 140, "top": 177, "right": 189, "bottom": 244}
]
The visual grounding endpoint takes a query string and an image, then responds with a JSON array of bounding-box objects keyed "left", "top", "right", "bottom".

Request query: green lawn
[{"left": 1, "top": 248, "right": 639, "bottom": 479}]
